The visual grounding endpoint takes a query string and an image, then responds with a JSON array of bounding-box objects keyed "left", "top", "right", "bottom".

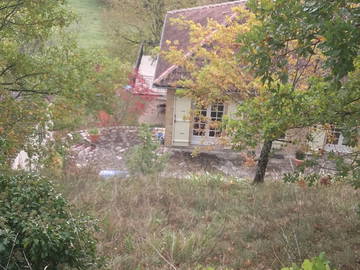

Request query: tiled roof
[{"left": 153, "top": 0, "right": 246, "bottom": 87}]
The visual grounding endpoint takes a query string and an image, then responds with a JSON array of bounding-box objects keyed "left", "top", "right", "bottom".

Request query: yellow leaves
[
  {"left": 349, "top": 3, "right": 360, "bottom": 8},
  {"left": 317, "top": 35, "right": 326, "bottom": 42},
  {"left": 163, "top": 5, "right": 263, "bottom": 105}
]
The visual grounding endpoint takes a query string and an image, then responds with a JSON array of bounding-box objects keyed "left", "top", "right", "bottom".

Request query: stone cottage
[{"left": 152, "top": 0, "right": 353, "bottom": 153}]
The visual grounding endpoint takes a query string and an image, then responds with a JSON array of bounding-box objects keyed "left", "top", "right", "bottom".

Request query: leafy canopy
[{"left": 0, "top": 0, "right": 129, "bottom": 166}]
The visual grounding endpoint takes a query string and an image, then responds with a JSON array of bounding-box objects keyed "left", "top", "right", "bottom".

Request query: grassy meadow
[
  {"left": 57, "top": 171, "right": 360, "bottom": 269},
  {"left": 68, "top": 0, "right": 108, "bottom": 48}
]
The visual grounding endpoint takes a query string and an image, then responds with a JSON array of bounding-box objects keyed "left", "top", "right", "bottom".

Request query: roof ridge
[{"left": 167, "top": 0, "right": 246, "bottom": 15}]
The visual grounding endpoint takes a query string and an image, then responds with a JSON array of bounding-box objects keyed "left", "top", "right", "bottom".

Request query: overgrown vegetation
[
  {"left": 282, "top": 253, "right": 335, "bottom": 270},
  {"left": 125, "top": 125, "right": 169, "bottom": 176},
  {"left": 0, "top": 172, "right": 101, "bottom": 269},
  {"left": 57, "top": 171, "right": 360, "bottom": 269},
  {"left": 0, "top": 0, "right": 130, "bottom": 167},
  {"left": 2, "top": 0, "right": 360, "bottom": 269}
]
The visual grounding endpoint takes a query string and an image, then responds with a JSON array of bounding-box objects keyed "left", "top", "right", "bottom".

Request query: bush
[
  {"left": 282, "top": 253, "right": 335, "bottom": 270},
  {"left": 0, "top": 172, "right": 101, "bottom": 269},
  {"left": 125, "top": 124, "right": 169, "bottom": 176},
  {"left": 295, "top": 150, "right": 306, "bottom": 160}
]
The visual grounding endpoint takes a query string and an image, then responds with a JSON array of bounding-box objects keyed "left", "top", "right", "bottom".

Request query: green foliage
[
  {"left": 283, "top": 172, "right": 320, "bottom": 187},
  {"left": 282, "top": 253, "right": 335, "bottom": 270},
  {"left": 0, "top": 172, "right": 100, "bottom": 269},
  {"left": 239, "top": 0, "right": 360, "bottom": 184},
  {"left": 188, "top": 172, "right": 246, "bottom": 189},
  {"left": 244, "top": 0, "right": 360, "bottom": 83},
  {"left": 295, "top": 150, "right": 306, "bottom": 160},
  {"left": 125, "top": 125, "right": 169, "bottom": 176},
  {"left": 0, "top": 0, "right": 130, "bottom": 166},
  {"left": 89, "top": 128, "right": 100, "bottom": 135}
]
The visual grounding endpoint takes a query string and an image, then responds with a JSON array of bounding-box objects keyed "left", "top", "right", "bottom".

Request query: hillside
[
  {"left": 58, "top": 172, "right": 360, "bottom": 269},
  {"left": 68, "top": 0, "right": 108, "bottom": 48}
]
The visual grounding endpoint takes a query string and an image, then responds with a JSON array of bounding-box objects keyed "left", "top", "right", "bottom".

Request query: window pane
[{"left": 326, "top": 128, "right": 341, "bottom": 144}]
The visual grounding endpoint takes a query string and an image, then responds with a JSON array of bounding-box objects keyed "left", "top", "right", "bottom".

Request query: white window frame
[
  {"left": 191, "top": 103, "right": 225, "bottom": 145},
  {"left": 324, "top": 127, "right": 352, "bottom": 153}
]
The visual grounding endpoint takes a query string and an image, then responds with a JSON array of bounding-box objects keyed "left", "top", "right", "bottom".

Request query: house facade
[
  {"left": 152, "top": 1, "right": 354, "bottom": 153},
  {"left": 153, "top": 1, "right": 243, "bottom": 147}
]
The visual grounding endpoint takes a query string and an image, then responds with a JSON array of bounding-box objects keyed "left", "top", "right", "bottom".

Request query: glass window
[{"left": 192, "top": 103, "right": 225, "bottom": 138}]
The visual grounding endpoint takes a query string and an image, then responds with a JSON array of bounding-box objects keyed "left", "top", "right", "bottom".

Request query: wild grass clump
[{"left": 56, "top": 170, "right": 360, "bottom": 270}]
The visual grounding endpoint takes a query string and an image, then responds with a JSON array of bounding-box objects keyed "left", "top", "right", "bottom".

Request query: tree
[
  {"left": 125, "top": 124, "right": 169, "bottom": 176},
  {"left": 102, "top": 0, "right": 237, "bottom": 60},
  {"left": 0, "top": 0, "right": 129, "bottom": 167},
  {"left": 126, "top": 125, "right": 169, "bottom": 176},
  {"left": 239, "top": 0, "right": 360, "bottom": 183}
]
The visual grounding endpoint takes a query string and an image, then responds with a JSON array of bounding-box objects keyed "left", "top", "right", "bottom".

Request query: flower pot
[
  {"left": 89, "top": 134, "right": 100, "bottom": 143},
  {"left": 293, "top": 158, "right": 304, "bottom": 167}
]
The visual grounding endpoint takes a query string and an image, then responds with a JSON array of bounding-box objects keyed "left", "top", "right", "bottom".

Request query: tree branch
[
  {"left": 0, "top": 1, "right": 22, "bottom": 32},
  {"left": 0, "top": 64, "right": 15, "bottom": 77},
  {"left": 3, "top": 87, "right": 52, "bottom": 95}
]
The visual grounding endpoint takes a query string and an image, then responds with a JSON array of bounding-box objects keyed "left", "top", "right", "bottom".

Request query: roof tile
[{"left": 154, "top": 0, "right": 246, "bottom": 87}]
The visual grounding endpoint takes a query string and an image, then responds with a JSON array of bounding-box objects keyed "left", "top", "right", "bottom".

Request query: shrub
[
  {"left": 125, "top": 124, "right": 169, "bottom": 176},
  {"left": 282, "top": 253, "right": 335, "bottom": 270},
  {"left": 0, "top": 172, "right": 101, "bottom": 269},
  {"left": 295, "top": 150, "right": 306, "bottom": 160}
]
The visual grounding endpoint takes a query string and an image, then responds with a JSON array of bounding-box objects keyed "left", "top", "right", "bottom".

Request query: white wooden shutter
[
  {"left": 309, "top": 128, "right": 326, "bottom": 151},
  {"left": 227, "top": 103, "right": 238, "bottom": 119}
]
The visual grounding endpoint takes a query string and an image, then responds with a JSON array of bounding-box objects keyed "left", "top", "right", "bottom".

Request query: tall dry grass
[{"left": 56, "top": 170, "right": 360, "bottom": 270}]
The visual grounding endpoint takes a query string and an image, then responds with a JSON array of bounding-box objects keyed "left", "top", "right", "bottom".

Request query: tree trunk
[{"left": 253, "top": 140, "right": 273, "bottom": 184}]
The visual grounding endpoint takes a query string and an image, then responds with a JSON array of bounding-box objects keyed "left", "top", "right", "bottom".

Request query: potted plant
[
  {"left": 294, "top": 149, "right": 305, "bottom": 166},
  {"left": 88, "top": 128, "right": 100, "bottom": 143}
]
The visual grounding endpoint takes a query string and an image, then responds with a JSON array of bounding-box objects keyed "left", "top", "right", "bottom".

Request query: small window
[
  {"left": 192, "top": 103, "right": 224, "bottom": 138},
  {"left": 326, "top": 127, "right": 349, "bottom": 146},
  {"left": 157, "top": 103, "right": 166, "bottom": 114}
]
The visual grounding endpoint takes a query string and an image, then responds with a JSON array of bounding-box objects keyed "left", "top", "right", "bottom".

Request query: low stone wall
[
  {"left": 69, "top": 125, "right": 297, "bottom": 180},
  {"left": 70, "top": 126, "right": 166, "bottom": 170}
]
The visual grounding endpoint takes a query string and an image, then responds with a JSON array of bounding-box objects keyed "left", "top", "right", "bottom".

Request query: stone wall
[
  {"left": 69, "top": 125, "right": 298, "bottom": 180},
  {"left": 138, "top": 97, "right": 166, "bottom": 126}
]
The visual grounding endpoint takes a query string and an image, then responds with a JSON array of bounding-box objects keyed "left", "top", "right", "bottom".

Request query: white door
[
  {"left": 173, "top": 96, "right": 191, "bottom": 146},
  {"left": 191, "top": 103, "right": 224, "bottom": 145}
]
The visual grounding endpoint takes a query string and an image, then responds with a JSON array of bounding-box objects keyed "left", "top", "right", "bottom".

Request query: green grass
[
  {"left": 68, "top": 0, "right": 108, "bottom": 49},
  {"left": 56, "top": 171, "right": 360, "bottom": 270}
]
